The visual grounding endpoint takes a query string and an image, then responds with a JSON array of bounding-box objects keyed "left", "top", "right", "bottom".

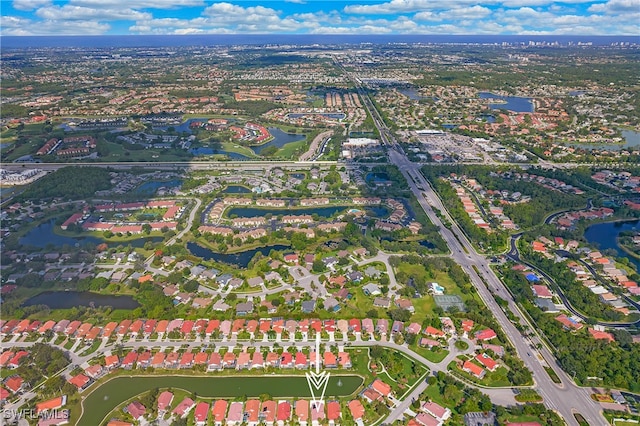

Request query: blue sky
[{"left": 1, "top": 0, "right": 639, "bottom": 35}]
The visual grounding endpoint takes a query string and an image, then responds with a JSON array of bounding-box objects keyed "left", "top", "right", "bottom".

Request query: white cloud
[
  {"left": 69, "top": 0, "right": 204, "bottom": 8},
  {"left": 12, "top": 0, "right": 50, "bottom": 11},
  {"left": 36, "top": 5, "right": 152, "bottom": 21},
  {"left": 589, "top": 0, "right": 640, "bottom": 12},
  {"left": 1, "top": 15, "right": 110, "bottom": 35}
]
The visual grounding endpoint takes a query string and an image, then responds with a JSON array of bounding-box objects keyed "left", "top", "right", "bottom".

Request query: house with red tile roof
[
  {"left": 227, "top": 401, "right": 244, "bottom": 425},
  {"left": 362, "top": 388, "right": 382, "bottom": 403},
  {"left": 35, "top": 395, "right": 67, "bottom": 414},
  {"left": 588, "top": 328, "right": 615, "bottom": 342},
  {"left": 310, "top": 401, "right": 325, "bottom": 425},
  {"left": 251, "top": 351, "right": 264, "bottom": 369},
  {"left": 150, "top": 352, "right": 165, "bottom": 369},
  {"left": 5, "top": 376, "right": 25, "bottom": 393},
  {"left": 265, "top": 352, "right": 280, "bottom": 368},
  {"left": 223, "top": 352, "right": 236, "bottom": 369},
  {"left": 323, "top": 352, "right": 337, "bottom": 369},
  {"left": 157, "top": 391, "right": 173, "bottom": 414},
  {"left": 327, "top": 401, "right": 341, "bottom": 424},
  {"left": 172, "top": 397, "right": 195, "bottom": 418},
  {"left": 121, "top": 351, "right": 137, "bottom": 370},
  {"left": 125, "top": 401, "right": 146, "bottom": 421},
  {"left": 276, "top": 401, "right": 291, "bottom": 426},
  {"left": 420, "top": 338, "right": 441, "bottom": 348},
  {"left": 206, "top": 319, "right": 220, "bottom": 335},
  {"left": 349, "top": 318, "right": 361, "bottom": 333},
  {"left": 104, "top": 354, "right": 120, "bottom": 370},
  {"left": 180, "top": 352, "right": 194, "bottom": 369},
  {"left": 68, "top": 374, "right": 90, "bottom": 391},
  {"left": 555, "top": 314, "right": 583, "bottom": 331},
  {"left": 191, "top": 351, "right": 207, "bottom": 366},
  {"left": 371, "top": 379, "right": 392, "bottom": 397},
  {"left": 211, "top": 400, "right": 228, "bottom": 425},
  {"left": 0, "top": 387, "right": 11, "bottom": 404},
  {"left": 348, "top": 400, "right": 365, "bottom": 421},
  {"left": 338, "top": 352, "right": 351, "bottom": 368},
  {"left": 295, "top": 352, "right": 308, "bottom": 369},
  {"left": 194, "top": 401, "right": 209, "bottom": 426},
  {"left": 406, "top": 322, "right": 422, "bottom": 335},
  {"left": 280, "top": 352, "right": 294, "bottom": 368},
  {"left": 262, "top": 400, "right": 277, "bottom": 425},
  {"left": 0, "top": 351, "right": 13, "bottom": 367},
  {"left": 424, "top": 326, "right": 445, "bottom": 338},
  {"left": 7, "top": 351, "right": 28, "bottom": 369},
  {"left": 237, "top": 352, "right": 251, "bottom": 370},
  {"left": 474, "top": 328, "right": 497, "bottom": 341},
  {"left": 462, "top": 360, "right": 485, "bottom": 379},
  {"left": 422, "top": 401, "right": 451, "bottom": 422},
  {"left": 84, "top": 364, "right": 103, "bottom": 379},
  {"left": 415, "top": 412, "right": 440, "bottom": 426},
  {"left": 532, "top": 284, "right": 553, "bottom": 298},
  {"left": 295, "top": 400, "right": 309, "bottom": 424},
  {"left": 475, "top": 353, "right": 498, "bottom": 372},
  {"left": 38, "top": 320, "right": 56, "bottom": 334},
  {"left": 246, "top": 399, "right": 261, "bottom": 425}
]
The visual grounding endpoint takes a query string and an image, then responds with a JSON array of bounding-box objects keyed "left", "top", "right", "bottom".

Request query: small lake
[
  {"left": 584, "top": 220, "right": 640, "bottom": 270},
  {"left": 478, "top": 92, "right": 535, "bottom": 113},
  {"left": 569, "top": 130, "right": 640, "bottom": 151},
  {"left": 366, "top": 172, "right": 391, "bottom": 184},
  {"left": 251, "top": 127, "right": 306, "bottom": 155},
  {"left": 190, "top": 147, "right": 250, "bottom": 160},
  {"left": 397, "top": 87, "right": 423, "bottom": 100},
  {"left": 23, "top": 291, "right": 139, "bottom": 309},
  {"left": 478, "top": 114, "right": 496, "bottom": 123},
  {"left": 227, "top": 205, "right": 347, "bottom": 218},
  {"left": 222, "top": 185, "right": 251, "bottom": 193},
  {"left": 286, "top": 113, "right": 346, "bottom": 120},
  {"left": 133, "top": 179, "right": 182, "bottom": 195},
  {"left": 78, "top": 375, "right": 362, "bottom": 426},
  {"left": 187, "top": 242, "right": 290, "bottom": 268},
  {"left": 19, "top": 220, "right": 163, "bottom": 248}
]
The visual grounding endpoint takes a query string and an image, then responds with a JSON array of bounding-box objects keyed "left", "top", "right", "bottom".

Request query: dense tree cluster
[
  {"left": 501, "top": 265, "right": 640, "bottom": 391},
  {"left": 18, "top": 166, "right": 112, "bottom": 201}
]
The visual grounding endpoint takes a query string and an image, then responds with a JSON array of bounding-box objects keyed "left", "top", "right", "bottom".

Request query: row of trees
[{"left": 500, "top": 264, "right": 640, "bottom": 391}]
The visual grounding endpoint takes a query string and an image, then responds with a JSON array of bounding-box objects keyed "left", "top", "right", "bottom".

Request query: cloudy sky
[{"left": 1, "top": 0, "right": 639, "bottom": 36}]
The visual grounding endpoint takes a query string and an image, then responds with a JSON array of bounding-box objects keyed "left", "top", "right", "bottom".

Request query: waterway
[
  {"left": 133, "top": 179, "right": 182, "bottom": 195},
  {"left": 187, "top": 242, "right": 290, "bottom": 268},
  {"left": 478, "top": 92, "right": 535, "bottom": 113},
  {"left": 222, "top": 185, "right": 251, "bottom": 194},
  {"left": 23, "top": 291, "right": 139, "bottom": 309},
  {"left": 569, "top": 129, "right": 640, "bottom": 151},
  {"left": 79, "top": 375, "right": 363, "bottom": 426},
  {"left": 250, "top": 127, "right": 306, "bottom": 154},
  {"left": 584, "top": 220, "right": 640, "bottom": 270},
  {"left": 19, "top": 220, "right": 162, "bottom": 249}
]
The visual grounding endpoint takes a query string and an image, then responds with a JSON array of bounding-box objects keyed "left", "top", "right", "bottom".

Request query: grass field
[{"left": 78, "top": 374, "right": 364, "bottom": 426}]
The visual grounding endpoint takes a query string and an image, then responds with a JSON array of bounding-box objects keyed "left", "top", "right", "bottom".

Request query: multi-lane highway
[
  {"left": 395, "top": 153, "right": 605, "bottom": 425},
  {"left": 348, "top": 67, "right": 608, "bottom": 424}
]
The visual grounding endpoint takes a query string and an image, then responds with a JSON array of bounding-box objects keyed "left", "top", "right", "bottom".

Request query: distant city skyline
[{"left": 1, "top": 0, "right": 639, "bottom": 36}]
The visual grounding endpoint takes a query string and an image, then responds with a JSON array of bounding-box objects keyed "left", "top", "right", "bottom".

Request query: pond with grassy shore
[{"left": 78, "top": 374, "right": 364, "bottom": 426}]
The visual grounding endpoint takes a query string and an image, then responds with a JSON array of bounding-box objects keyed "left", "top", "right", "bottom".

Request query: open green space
[{"left": 79, "top": 374, "right": 364, "bottom": 426}]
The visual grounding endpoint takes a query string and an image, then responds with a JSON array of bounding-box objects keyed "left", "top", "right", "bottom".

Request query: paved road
[
  {"left": 388, "top": 150, "right": 606, "bottom": 426},
  {"left": 348, "top": 74, "right": 605, "bottom": 424}
]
